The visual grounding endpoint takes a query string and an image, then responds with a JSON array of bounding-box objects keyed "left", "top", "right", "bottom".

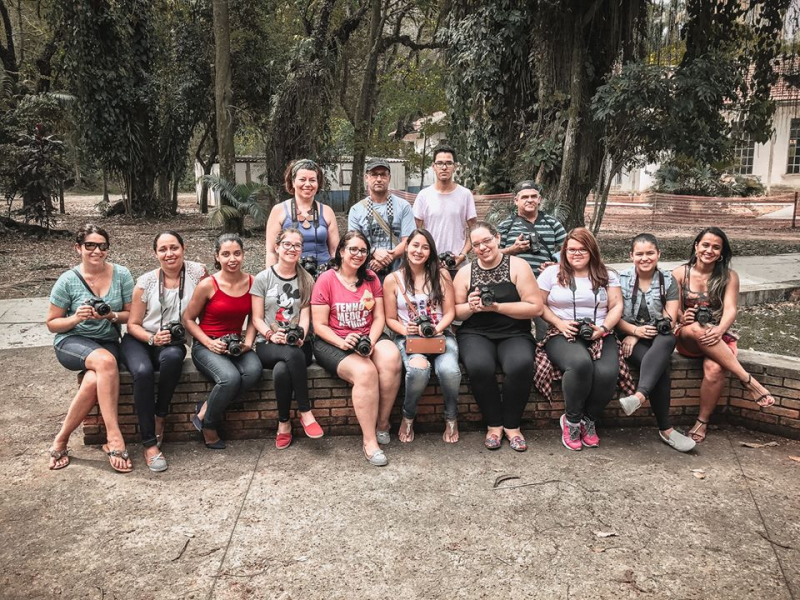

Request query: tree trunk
[
  {"left": 212, "top": 0, "right": 235, "bottom": 183},
  {"left": 102, "top": 170, "right": 110, "bottom": 205},
  {"left": 171, "top": 174, "right": 180, "bottom": 215},
  {"left": 59, "top": 182, "right": 64, "bottom": 214}
]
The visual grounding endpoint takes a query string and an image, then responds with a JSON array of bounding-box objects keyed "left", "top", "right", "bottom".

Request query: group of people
[{"left": 46, "top": 147, "right": 776, "bottom": 473}]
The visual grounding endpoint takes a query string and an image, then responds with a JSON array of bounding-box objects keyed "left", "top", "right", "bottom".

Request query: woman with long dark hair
[
  {"left": 264, "top": 159, "right": 340, "bottom": 269},
  {"left": 672, "top": 227, "right": 774, "bottom": 442},
  {"left": 615, "top": 233, "right": 695, "bottom": 452},
  {"left": 46, "top": 224, "right": 134, "bottom": 472},
  {"left": 384, "top": 229, "right": 461, "bottom": 443},
  {"left": 311, "top": 231, "right": 402, "bottom": 466},
  {"left": 121, "top": 231, "right": 207, "bottom": 471},
  {"left": 252, "top": 227, "right": 322, "bottom": 449},
  {"left": 453, "top": 221, "right": 543, "bottom": 451},
  {"left": 183, "top": 234, "right": 261, "bottom": 450},
  {"left": 537, "top": 227, "right": 626, "bottom": 452}
]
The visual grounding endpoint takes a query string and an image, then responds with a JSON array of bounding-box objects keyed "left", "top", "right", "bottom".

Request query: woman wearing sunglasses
[
  {"left": 265, "top": 159, "right": 340, "bottom": 271},
  {"left": 120, "top": 231, "right": 208, "bottom": 472},
  {"left": 252, "top": 228, "right": 322, "bottom": 449},
  {"left": 312, "top": 231, "right": 402, "bottom": 466},
  {"left": 537, "top": 227, "right": 626, "bottom": 452},
  {"left": 46, "top": 224, "right": 135, "bottom": 472}
]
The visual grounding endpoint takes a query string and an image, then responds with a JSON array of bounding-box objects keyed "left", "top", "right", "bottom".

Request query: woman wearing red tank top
[{"left": 183, "top": 234, "right": 261, "bottom": 449}]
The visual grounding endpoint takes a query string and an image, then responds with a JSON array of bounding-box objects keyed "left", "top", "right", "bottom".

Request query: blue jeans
[
  {"left": 191, "top": 341, "right": 263, "bottom": 430},
  {"left": 395, "top": 334, "right": 461, "bottom": 421}
]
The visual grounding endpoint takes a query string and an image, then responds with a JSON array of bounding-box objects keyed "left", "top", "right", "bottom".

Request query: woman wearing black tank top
[
  {"left": 453, "top": 221, "right": 543, "bottom": 451},
  {"left": 672, "top": 227, "right": 775, "bottom": 443}
]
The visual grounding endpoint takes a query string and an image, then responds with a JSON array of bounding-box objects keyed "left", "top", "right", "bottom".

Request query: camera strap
[
  {"left": 158, "top": 265, "right": 185, "bottom": 331},
  {"left": 631, "top": 270, "right": 666, "bottom": 322},
  {"left": 569, "top": 276, "right": 598, "bottom": 323},
  {"left": 361, "top": 197, "right": 395, "bottom": 247},
  {"left": 71, "top": 267, "right": 121, "bottom": 334},
  {"left": 393, "top": 272, "right": 421, "bottom": 321},
  {"left": 291, "top": 199, "right": 319, "bottom": 257}
]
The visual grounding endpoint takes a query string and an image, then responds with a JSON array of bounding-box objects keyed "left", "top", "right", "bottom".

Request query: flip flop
[
  {"left": 48, "top": 448, "right": 70, "bottom": 470},
  {"left": 102, "top": 445, "right": 132, "bottom": 473}
]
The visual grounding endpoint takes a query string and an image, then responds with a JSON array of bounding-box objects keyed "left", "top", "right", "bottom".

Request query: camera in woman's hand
[
  {"left": 479, "top": 285, "right": 496, "bottom": 307},
  {"left": 83, "top": 297, "right": 111, "bottom": 317},
  {"left": 163, "top": 320, "right": 186, "bottom": 343},
  {"left": 219, "top": 334, "right": 243, "bottom": 356},
  {"left": 354, "top": 335, "right": 372, "bottom": 356},
  {"left": 414, "top": 314, "right": 436, "bottom": 338},
  {"left": 576, "top": 318, "right": 595, "bottom": 340},
  {"left": 280, "top": 323, "right": 304, "bottom": 345},
  {"left": 654, "top": 316, "right": 672, "bottom": 335},
  {"left": 695, "top": 306, "right": 713, "bottom": 326}
]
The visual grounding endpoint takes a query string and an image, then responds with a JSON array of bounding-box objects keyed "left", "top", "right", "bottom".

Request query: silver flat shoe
[
  {"left": 146, "top": 451, "right": 168, "bottom": 473},
  {"left": 660, "top": 430, "right": 696, "bottom": 453},
  {"left": 376, "top": 430, "right": 391, "bottom": 445},
  {"left": 618, "top": 394, "right": 642, "bottom": 416},
  {"left": 363, "top": 447, "right": 388, "bottom": 467}
]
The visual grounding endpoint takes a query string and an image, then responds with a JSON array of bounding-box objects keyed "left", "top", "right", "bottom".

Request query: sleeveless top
[
  {"left": 457, "top": 254, "right": 533, "bottom": 340},
  {"left": 198, "top": 275, "right": 253, "bottom": 337},
  {"left": 138, "top": 261, "right": 206, "bottom": 335},
  {"left": 681, "top": 265, "right": 723, "bottom": 325},
  {"left": 391, "top": 272, "right": 445, "bottom": 328},
  {"left": 281, "top": 199, "right": 331, "bottom": 263}
]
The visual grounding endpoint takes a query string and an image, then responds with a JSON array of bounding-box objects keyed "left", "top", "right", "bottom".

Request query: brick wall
[{"left": 82, "top": 350, "right": 800, "bottom": 445}]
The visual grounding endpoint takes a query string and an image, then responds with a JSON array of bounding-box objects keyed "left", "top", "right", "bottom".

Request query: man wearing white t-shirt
[{"left": 412, "top": 145, "right": 477, "bottom": 269}]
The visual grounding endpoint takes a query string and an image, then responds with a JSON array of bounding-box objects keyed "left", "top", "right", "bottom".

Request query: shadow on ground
[{"left": 1, "top": 347, "right": 798, "bottom": 600}]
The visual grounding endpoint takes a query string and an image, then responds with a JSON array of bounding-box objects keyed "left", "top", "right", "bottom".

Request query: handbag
[{"left": 394, "top": 272, "right": 446, "bottom": 355}]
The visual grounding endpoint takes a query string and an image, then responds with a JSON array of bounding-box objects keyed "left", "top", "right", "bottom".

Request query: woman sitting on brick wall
[
  {"left": 384, "top": 228, "right": 461, "bottom": 444},
  {"left": 615, "top": 233, "right": 695, "bottom": 452},
  {"left": 252, "top": 227, "right": 322, "bottom": 450},
  {"left": 673, "top": 227, "right": 775, "bottom": 443},
  {"left": 536, "top": 227, "right": 626, "bottom": 452},
  {"left": 121, "top": 231, "right": 208, "bottom": 472},
  {"left": 46, "top": 224, "right": 134, "bottom": 472},
  {"left": 453, "top": 221, "right": 543, "bottom": 452},
  {"left": 183, "top": 234, "right": 261, "bottom": 450},
  {"left": 311, "top": 231, "right": 402, "bottom": 467}
]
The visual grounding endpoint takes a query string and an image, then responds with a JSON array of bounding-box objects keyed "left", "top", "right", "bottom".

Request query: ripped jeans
[{"left": 394, "top": 333, "right": 461, "bottom": 421}]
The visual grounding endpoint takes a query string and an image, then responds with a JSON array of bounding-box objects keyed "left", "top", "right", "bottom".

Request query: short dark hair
[
  {"left": 75, "top": 223, "right": 110, "bottom": 246},
  {"left": 432, "top": 145, "right": 457, "bottom": 163},
  {"left": 153, "top": 231, "right": 185, "bottom": 251},
  {"left": 284, "top": 159, "right": 324, "bottom": 195}
]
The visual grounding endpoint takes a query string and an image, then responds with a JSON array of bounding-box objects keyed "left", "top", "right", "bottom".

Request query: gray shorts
[{"left": 54, "top": 335, "right": 120, "bottom": 372}]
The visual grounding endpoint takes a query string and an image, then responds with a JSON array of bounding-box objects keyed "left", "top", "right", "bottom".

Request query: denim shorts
[{"left": 54, "top": 335, "right": 120, "bottom": 372}]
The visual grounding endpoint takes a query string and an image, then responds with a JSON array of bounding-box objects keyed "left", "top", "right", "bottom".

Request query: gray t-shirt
[
  {"left": 251, "top": 267, "right": 304, "bottom": 342},
  {"left": 49, "top": 264, "right": 135, "bottom": 346},
  {"left": 348, "top": 194, "right": 415, "bottom": 272}
]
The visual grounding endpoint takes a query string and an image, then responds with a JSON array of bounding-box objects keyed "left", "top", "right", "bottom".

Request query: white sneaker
[
  {"left": 618, "top": 394, "right": 642, "bottom": 416},
  {"left": 659, "top": 430, "right": 696, "bottom": 453}
]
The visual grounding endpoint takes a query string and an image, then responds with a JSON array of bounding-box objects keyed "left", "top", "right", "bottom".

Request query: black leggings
[
  {"left": 255, "top": 341, "right": 313, "bottom": 422},
  {"left": 545, "top": 335, "right": 619, "bottom": 423},
  {"left": 120, "top": 335, "right": 186, "bottom": 448},
  {"left": 457, "top": 334, "right": 536, "bottom": 429},
  {"left": 626, "top": 335, "right": 675, "bottom": 431}
]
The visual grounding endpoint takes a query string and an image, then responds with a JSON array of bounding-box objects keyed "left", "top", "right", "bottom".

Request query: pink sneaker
[
  {"left": 580, "top": 418, "right": 600, "bottom": 447},
  {"left": 560, "top": 414, "right": 582, "bottom": 451}
]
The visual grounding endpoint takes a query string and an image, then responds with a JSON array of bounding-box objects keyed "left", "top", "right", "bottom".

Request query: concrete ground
[{"left": 1, "top": 346, "right": 799, "bottom": 600}]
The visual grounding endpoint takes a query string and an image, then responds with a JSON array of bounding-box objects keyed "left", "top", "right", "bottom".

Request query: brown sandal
[
  {"left": 48, "top": 448, "right": 70, "bottom": 470},
  {"left": 741, "top": 375, "right": 776, "bottom": 408},
  {"left": 688, "top": 419, "right": 708, "bottom": 443}
]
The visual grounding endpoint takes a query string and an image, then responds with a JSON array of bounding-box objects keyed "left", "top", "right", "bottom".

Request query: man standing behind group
[
  {"left": 413, "top": 146, "right": 477, "bottom": 271},
  {"left": 348, "top": 158, "right": 415, "bottom": 280},
  {"left": 498, "top": 180, "right": 566, "bottom": 274}
]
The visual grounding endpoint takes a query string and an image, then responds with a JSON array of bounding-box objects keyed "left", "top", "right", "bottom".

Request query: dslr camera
[
  {"left": 83, "top": 297, "right": 111, "bottom": 317},
  {"left": 300, "top": 255, "right": 318, "bottom": 277},
  {"left": 653, "top": 316, "right": 673, "bottom": 335},
  {"left": 219, "top": 333, "right": 243, "bottom": 356},
  {"left": 520, "top": 232, "right": 541, "bottom": 254},
  {"left": 354, "top": 335, "right": 372, "bottom": 357},
  {"left": 576, "top": 317, "right": 595, "bottom": 341},
  {"left": 279, "top": 322, "right": 305, "bottom": 346},
  {"left": 694, "top": 306, "right": 713, "bottom": 326},
  {"left": 163, "top": 319, "right": 186, "bottom": 342},
  {"left": 438, "top": 251, "right": 457, "bottom": 270},
  {"left": 414, "top": 314, "right": 437, "bottom": 338},
  {"left": 479, "top": 285, "right": 496, "bottom": 307}
]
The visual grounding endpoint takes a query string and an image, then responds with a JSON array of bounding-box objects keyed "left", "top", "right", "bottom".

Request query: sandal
[
  {"left": 484, "top": 433, "right": 502, "bottom": 450},
  {"left": 48, "top": 448, "right": 70, "bottom": 470},
  {"left": 398, "top": 417, "right": 415, "bottom": 443},
  {"left": 102, "top": 445, "right": 132, "bottom": 473},
  {"left": 688, "top": 418, "right": 708, "bottom": 444},
  {"left": 443, "top": 419, "right": 459, "bottom": 444},
  {"left": 506, "top": 435, "right": 528, "bottom": 452},
  {"left": 741, "top": 375, "right": 776, "bottom": 408}
]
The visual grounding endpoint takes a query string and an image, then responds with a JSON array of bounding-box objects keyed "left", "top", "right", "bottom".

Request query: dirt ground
[{"left": 2, "top": 345, "right": 799, "bottom": 600}]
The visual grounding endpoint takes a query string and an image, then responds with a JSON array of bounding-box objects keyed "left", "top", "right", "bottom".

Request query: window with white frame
[{"left": 787, "top": 118, "right": 800, "bottom": 174}]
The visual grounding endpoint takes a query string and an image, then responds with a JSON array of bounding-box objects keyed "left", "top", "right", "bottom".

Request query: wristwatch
[
  {"left": 110, "top": 312, "right": 119, "bottom": 323},
  {"left": 148, "top": 334, "right": 155, "bottom": 346}
]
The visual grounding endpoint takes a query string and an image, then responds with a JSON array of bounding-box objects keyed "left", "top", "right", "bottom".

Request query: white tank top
[{"left": 392, "top": 273, "right": 444, "bottom": 327}]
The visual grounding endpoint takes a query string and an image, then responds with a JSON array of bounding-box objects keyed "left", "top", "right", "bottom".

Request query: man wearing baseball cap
[
  {"left": 348, "top": 158, "right": 415, "bottom": 279},
  {"left": 498, "top": 180, "right": 566, "bottom": 274}
]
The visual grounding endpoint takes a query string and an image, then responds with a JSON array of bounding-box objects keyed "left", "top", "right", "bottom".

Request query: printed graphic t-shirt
[
  {"left": 311, "top": 268, "right": 383, "bottom": 337},
  {"left": 251, "top": 267, "right": 305, "bottom": 342}
]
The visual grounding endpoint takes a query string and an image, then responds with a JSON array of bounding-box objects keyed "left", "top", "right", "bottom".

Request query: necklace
[{"left": 336, "top": 271, "right": 358, "bottom": 288}]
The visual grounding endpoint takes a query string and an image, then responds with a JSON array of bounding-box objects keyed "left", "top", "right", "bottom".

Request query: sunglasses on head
[{"left": 82, "top": 242, "right": 110, "bottom": 251}]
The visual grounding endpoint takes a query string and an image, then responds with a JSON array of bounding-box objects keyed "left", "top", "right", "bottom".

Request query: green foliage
[
  {"left": 203, "top": 174, "right": 276, "bottom": 232},
  {"left": 652, "top": 156, "right": 766, "bottom": 197}
]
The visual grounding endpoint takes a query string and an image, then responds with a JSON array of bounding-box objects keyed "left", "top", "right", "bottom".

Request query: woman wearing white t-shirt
[
  {"left": 121, "top": 231, "right": 207, "bottom": 472},
  {"left": 537, "top": 228, "right": 623, "bottom": 452}
]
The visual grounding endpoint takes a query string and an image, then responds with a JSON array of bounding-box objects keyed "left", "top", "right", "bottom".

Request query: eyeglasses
[
  {"left": 346, "top": 247, "right": 369, "bottom": 256},
  {"left": 367, "top": 171, "right": 390, "bottom": 179},
  {"left": 280, "top": 241, "right": 303, "bottom": 251},
  {"left": 566, "top": 248, "right": 588, "bottom": 255},
  {"left": 473, "top": 237, "right": 496, "bottom": 249},
  {"left": 82, "top": 242, "right": 109, "bottom": 251},
  {"left": 434, "top": 161, "right": 455, "bottom": 168}
]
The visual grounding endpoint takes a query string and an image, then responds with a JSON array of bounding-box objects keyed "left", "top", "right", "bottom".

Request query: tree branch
[
  {"left": 378, "top": 34, "right": 443, "bottom": 53},
  {"left": 0, "top": 0, "right": 18, "bottom": 78},
  {"left": 330, "top": 2, "right": 369, "bottom": 51}
]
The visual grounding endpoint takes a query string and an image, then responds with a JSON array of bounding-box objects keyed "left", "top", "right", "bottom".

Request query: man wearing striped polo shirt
[{"left": 498, "top": 180, "right": 566, "bottom": 275}]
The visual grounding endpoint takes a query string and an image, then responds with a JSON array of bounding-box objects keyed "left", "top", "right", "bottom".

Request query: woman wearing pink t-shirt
[{"left": 312, "top": 231, "right": 402, "bottom": 466}]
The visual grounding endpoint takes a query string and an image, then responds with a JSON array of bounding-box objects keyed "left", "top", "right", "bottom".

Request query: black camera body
[
  {"left": 695, "top": 306, "right": 713, "bottom": 326},
  {"left": 300, "top": 255, "right": 318, "bottom": 277},
  {"left": 83, "top": 297, "right": 111, "bottom": 316},
  {"left": 654, "top": 316, "right": 673, "bottom": 335},
  {"left": 279, "top": 322, "right": 305, "bottom": 346},
  {"left": 438, "top": 252, "right": 457, "bottom": 270},
  {"left": 163, "top": 319, "right": 186, "bottom": 342},
  {"left": 576, "top": 317, "right": 595, "bottom": 341},
  {"left": 520, "top": 232, "right": 541, "bottom": 254},
  {"left": 354, "top": 335, "right": 372, "bottom": 357},
  {"left": 479, "top": 285, "right": 496, "bottom": 307},
  {"left": 219, "top": 333, "right": 243, "bottom": 356},
  {"left": 414, "top": 314, "right": 436, "bottom": 338}
]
